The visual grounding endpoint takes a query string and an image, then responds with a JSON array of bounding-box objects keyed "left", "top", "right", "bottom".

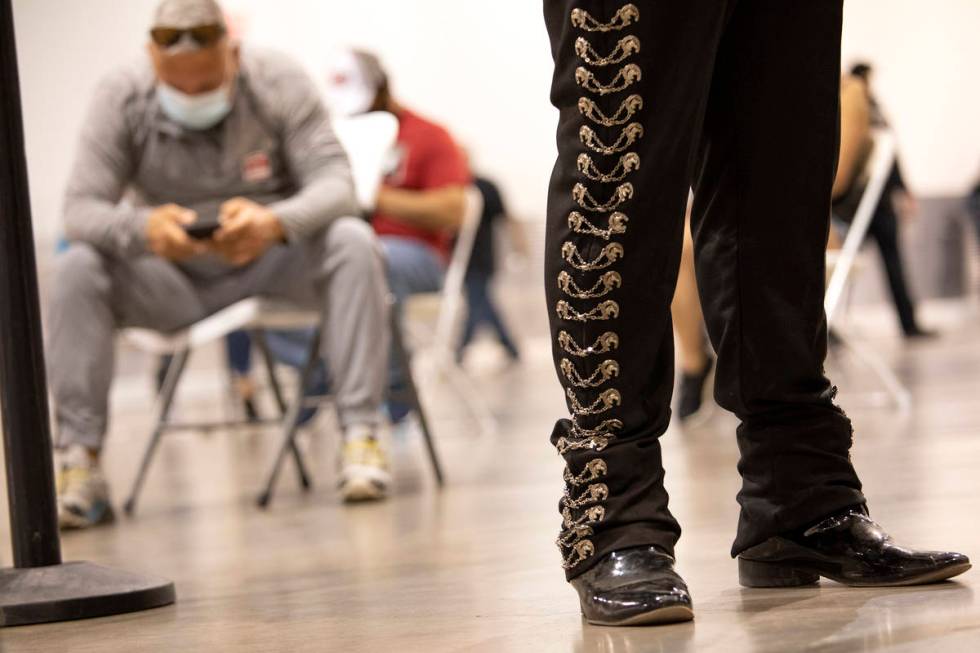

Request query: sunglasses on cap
[{"left": 150, "top": 24, "right": 226, "bottom": 49}]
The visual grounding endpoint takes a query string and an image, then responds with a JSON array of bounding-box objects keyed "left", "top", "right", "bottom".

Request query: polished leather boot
[
  {"left": 570, "top": 546, "right": 694, "bottom": 626},
  {"left": 738, "top": 509, "right": 971, "bottom": 588}
]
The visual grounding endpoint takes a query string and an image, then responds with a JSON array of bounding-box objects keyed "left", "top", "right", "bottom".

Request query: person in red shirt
[
  {"left": 326, "top": 49, "right": 471, "bottom": 305},
  {"left": 326, "top": 49, "right": 470, "bottom": 422}
]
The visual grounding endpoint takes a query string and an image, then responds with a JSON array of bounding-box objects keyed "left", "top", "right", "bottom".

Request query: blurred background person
[
  {"left": 49, "top": 0, "right": 392, "bottom": 528},
  {"left": 672, "top": 199, "right": 714, "bottom": 423},
  {"left": 327, "top": 48, "right": 471, "bottom": 422},
  {"left": 456, "top": 174, "right": 526, "bottom": 364},
  {"left": 832, "top": 62, "right": 935, "bottom": 338},
  {"left": 969, "top": 169, "right": 980, "bottom": 245}
]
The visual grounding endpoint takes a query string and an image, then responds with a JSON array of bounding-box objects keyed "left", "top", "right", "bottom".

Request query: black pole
[
  {"left": 0, "top": 0, "right": 175, "bottom": 626},
  {"left": 0, "top": 0, "right": 62, "bottom": 569}
]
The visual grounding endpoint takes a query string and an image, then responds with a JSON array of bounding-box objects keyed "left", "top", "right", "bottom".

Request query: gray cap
[{"left": 152, "top": 0, "right": 226, "bottom": 30}]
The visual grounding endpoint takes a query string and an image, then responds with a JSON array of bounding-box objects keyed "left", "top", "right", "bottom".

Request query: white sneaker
[
  {"left": 55, "top": 445, "right": 114, "bottom": 529},
  {"left": 338, "top": 433, "right": 391, "bottom": 503}
]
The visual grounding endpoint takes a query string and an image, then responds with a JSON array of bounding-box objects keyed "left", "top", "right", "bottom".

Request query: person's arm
[
  {"left": 62, "top": 73, "right": 152, "bottom": 257},
  {"left": 375, "top": 184, "right": 466, "bottom": 231},
  {"left": 376, "top": 124, "right": 470, "bottom": 232},
  {"left": 264, "top": 65, "right": 359, "bottom": 241},
  {"left": 832, "top": 77, "right": 871, "bottom": 200}
]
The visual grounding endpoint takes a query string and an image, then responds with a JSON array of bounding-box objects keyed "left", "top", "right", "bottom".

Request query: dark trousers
[
  {"left": 458, "top": 274, "right": 520, "bottom": 359},
  {"left": 544, "top": 1, "right": 865, "bottom": 578},
  {"left": 868, "top": 171, "right": 919, "bottom": 334}
]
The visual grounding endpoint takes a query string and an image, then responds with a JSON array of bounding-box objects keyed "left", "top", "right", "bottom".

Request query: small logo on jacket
[{"left": 242, "top": 151, "right": 272, "bottom": 182}]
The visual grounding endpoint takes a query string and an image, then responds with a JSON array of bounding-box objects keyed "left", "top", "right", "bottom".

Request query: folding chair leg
[
  {"left": 252, "top": 329, "right": 312, "bottom": 490},
  {"left": 257, "top": 328, "right": 322, "bottom": 508},
  {"left": 834, "top": 330, "right": 912, "bottom": 411},
  {"left": 124, "top": 348, "right": 189, "bottom": 516},
  {"left": 390, "top": 311, "right": 445, "bottom": 487},
  {"left": 436, "top": 354, "right": 498, "bottom": 438}
]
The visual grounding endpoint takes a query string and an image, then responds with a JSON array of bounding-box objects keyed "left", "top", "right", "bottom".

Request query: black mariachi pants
[{"left": 544, "top": 1, "right": 866, "bottom": 579}]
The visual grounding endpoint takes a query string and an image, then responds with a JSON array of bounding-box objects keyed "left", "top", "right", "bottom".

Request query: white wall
[
  {"left": 12, "top": 1, "right": 980, "bottom": 247},
  {"left": 841, "top": 0, "right": 980, "bottom": 199}
]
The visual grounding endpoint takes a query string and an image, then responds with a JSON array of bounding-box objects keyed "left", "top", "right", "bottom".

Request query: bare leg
[{"left": 671, "top": 212, "right": 707, "bottom": 375}]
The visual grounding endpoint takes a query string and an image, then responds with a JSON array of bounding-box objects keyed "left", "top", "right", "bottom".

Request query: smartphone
[
  {"left": 183, "top": 209, "right": 221, "bottom": 240},
  {"left": 184, "top": 221, "right": 221, "bottom": 240}
]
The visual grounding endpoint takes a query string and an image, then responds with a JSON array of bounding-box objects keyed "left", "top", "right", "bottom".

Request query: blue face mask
[{"left": 157, "top": 82, "right": 233, "bottom": 130}]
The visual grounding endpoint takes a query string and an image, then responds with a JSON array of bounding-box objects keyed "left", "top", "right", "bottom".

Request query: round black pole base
[{"left": 0, "top": 561, "right": 175, "bottom": 627}]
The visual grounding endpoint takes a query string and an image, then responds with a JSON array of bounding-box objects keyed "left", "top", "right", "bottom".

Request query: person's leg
[
  {"left": 225, "top": 331, "right": 253, "bottom": 376},
  {"left": 223, "top": 331, "right": 261, "bottom": 420},
  {"left": 380, "top": 236, "right": 445, "bottom": 306},
  {"left": 252, "top": 218, "right": 391, "bottom": 500},
  {"left": 48, "top": 243, "right": 207, "bottom": 451},
  {"left": 545, "top": 0, "right": 732, "bottom": 587},
  {"left": 867, "top": 190, "right": 922, "bottom": 335},
  {"left": 47, "top": 242, "right": 206, "bottom": 527},
  {"left": 691, "top": 0, "right": 865, "bottom": 556},
  {"left": 475, "top": 275, "right": 521, "bottom": 359},
  {"left": 671, "top": 217, "right": 707, "bottom": 376},
  {"left": 457, "top": 276, "right": 483, "bottom": 359},
  {"left": 253, "top": 218, "right": 389, "bottom": 434},
  {"left": 672, "top": 212, "right": 715, "bottom": 421},
  {"left": 379, "top": 235, "right": 445, "bottom": 421},
  {"left": 692, "top": 3, "right": 967, "bottom": 588}
]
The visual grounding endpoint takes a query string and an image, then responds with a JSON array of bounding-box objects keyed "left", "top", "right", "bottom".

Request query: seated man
[
  {"left": 327, "top": 49, "right": 471, "bottom": 421},
  {"left": 50, "top": 0, "right": 392, "bottom": 528}
]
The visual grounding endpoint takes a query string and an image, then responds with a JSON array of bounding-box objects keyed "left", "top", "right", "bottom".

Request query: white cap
[{"left": 324, "top": 49, "right": 387, "bottom": 117}]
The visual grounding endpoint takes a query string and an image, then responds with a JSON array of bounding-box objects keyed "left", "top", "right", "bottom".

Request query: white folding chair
[
  {"left": 121, "top": 112, "right": 445, "bottom": 515},
  {"left": 825, "top": 128, "right": 911, "bottom": 410},
  {"left": 401, "top": 185, "right": 499, "bottom": 436}
]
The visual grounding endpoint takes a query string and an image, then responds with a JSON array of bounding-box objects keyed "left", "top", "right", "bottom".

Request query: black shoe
[
  {"left": 242, "top": 397, "right": 260, "bottom": 423},
  {"left": 738, "top": 509, "right": 971, "bottom": 588},
  {"left": 678, "top": 357, "right": 713, "bottom": 422},
  {"left": 570, "top": 546, "right": 694, "bottom": 626},
  {"left": 828, "top": 328, "right": 844, "bottom": 348},
  {"left": 903, "top": 326, "right": 939, "bottom": 340}
]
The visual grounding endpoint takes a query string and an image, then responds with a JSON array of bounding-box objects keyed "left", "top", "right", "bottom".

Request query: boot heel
[{"left": 738, "top": 558, "right": 819, "bottom": 588}]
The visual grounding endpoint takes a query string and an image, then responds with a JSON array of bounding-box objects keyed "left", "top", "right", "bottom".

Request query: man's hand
[
  {"left": 146, "top": 204, "right": 207, "bottom": 261},
  {"left": 213, "top": 197, "right": 286, "bottom": 267}
]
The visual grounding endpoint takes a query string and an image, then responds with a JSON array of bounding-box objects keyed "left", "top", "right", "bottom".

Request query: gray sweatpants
[{"left": 47, "top": 217, "right": 389, "bottom": 450}]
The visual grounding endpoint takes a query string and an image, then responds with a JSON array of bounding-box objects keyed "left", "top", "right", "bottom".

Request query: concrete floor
[{"left": 1, "top": 267, "right": 979, "bottom": 651}]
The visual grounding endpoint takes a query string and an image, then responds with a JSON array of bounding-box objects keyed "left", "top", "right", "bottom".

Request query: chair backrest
[
  {"left": 331, "top": 111, "right": 400, "bottom": 211},
  {"left": 825, "top": 128, "right": 897, "bottom": 325},
  {"left": 432, "top": 185, "right": 484, "bottom": 351}
]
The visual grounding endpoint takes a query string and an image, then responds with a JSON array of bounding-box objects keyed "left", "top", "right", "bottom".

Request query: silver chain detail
[
  {"left": 561, "top": 358, "right": 620, "bottom": 388},
  {"left": 561, "top": 482, "right": 610, "bottom": 510},
  {"left": 577, "top": 153, "right": 641, "bottom": 183},
  {"left": 569, "top": 4, "right": 639, "bottom": 32},
  {"left": 558, "top": 330, "right": 620, "bottom": 357},
  {"left": 579, "top": 95, "right": 643, "bottom": 127},
  {"left": 559, "top": 3, "right": 642, "bottom": 571},
  {"left": 575, "top": 64, "right": 642, "bottom": 95},
  {"left": 574, "top": 35, "right": 641, "bottom": 66},
  {"left": 561, "top": 241, "right": 625, "bottom": 271},
  {"left": 568, "top": 211, "right": 629, "bottom": 240},
  {"left": 568, "top": 388, "right": 622, "bottom": 416},
  {"left": 580, "top": 124, "right": 644, "bottom": 155},
  {"left": 558, "top": 270, "right": 622, "bottom": 299},
  {"left": 573, "top": 182, "right": 633, "bottom": 212},
  {"left": 561, "top": 539, "right": 596, "bottom": 570},
  {"left": 556, "top": 434, "right": 609, "bottom": 455},
  {"left": 563, "top": 459, "right": 608, "bottom": 486},
  {"left": 556, "top": 299, "right": 620, "bottom": 322}
]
